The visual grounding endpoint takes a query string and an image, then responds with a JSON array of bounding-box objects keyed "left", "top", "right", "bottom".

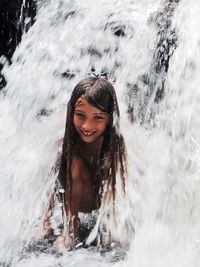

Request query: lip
[{"left": 81, "top": 129, "right": 96, "bottom": 137}]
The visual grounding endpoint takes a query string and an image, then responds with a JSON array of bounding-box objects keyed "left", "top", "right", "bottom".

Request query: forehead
[
  {"left": 74, "top": 96, "right": 107, "bottom": 114},
  {"left": 75, "top": 96, "right": 86, "bottom": 107}
]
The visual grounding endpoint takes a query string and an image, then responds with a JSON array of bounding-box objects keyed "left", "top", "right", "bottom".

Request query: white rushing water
[{"left": 1, "top": 0, "right": 200, "bottom": 266}]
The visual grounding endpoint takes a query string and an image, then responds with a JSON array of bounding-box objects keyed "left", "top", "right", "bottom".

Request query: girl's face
[{"left": 73, "top": 97, "right": 110, "bottom": 144}]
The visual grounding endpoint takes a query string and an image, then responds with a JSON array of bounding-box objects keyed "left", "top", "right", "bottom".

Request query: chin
[
  {"left": 79, "top": 133, "right": 102, "bottom": 144},
  {"left": 81, "top": 137, "right": 97, "bottom": 143}
]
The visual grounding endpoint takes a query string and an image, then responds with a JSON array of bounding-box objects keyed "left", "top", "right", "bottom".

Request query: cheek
[
  {"left": 99, "top": 120, "right": 109, "bottom": 132},
  {"left": 73, "top": 116, "right": 79, "bottom": 129}
]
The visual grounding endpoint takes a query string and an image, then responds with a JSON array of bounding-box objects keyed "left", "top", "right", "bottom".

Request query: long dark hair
[{"left": 58, "top": 76, "right": 127, "bottom": 210}]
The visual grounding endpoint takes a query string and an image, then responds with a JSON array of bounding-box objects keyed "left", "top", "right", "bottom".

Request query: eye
[
  {"left": 74, "top": 112, "right": 85, "bottom": 119},
  {"left": 94, "top": 115, "right": 105, "bottom": 121}
]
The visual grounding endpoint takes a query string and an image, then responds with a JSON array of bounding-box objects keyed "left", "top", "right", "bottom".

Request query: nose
[{"left": 82, "top": 119, "right": 93, "bottom": 131}]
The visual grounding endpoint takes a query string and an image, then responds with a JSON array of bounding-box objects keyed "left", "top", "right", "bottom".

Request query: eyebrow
[{"left": 74, "top": 109, "right": 107, "bottom": 115}]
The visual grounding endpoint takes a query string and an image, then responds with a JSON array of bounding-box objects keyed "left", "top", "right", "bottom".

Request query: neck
[{"left": 76, "top": 136, "right": 103, "bottom": 156}]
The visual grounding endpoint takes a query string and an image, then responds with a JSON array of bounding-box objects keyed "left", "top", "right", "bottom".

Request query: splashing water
[{"left": 1, "top": 0, "right": 200, "bottom": 266}]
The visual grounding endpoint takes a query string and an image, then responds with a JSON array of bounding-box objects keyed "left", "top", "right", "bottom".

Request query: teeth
[{"left": 82, "top": 130, "right": 94, "bottom": 136}]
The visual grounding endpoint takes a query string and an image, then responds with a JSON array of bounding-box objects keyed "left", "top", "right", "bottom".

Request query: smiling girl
[{"left": 43, "top": 76, "right": 127, "bottom": 247}]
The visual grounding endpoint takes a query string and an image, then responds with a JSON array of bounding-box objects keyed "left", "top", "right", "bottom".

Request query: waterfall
[{"left": 1, "top": 0, "right": 199, "bottom": 266}]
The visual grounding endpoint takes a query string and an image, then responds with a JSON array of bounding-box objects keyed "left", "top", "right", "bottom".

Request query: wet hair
[{"left": 58, "top": 76, "right": 127, "bottom": 210}]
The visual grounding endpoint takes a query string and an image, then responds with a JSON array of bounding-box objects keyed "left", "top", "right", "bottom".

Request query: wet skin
[
  {"left": 68, "top": 97, "right": 109, "bottom": 240},
  {"left": 73, "top": 96, "right": 109, "bottom": 144}
]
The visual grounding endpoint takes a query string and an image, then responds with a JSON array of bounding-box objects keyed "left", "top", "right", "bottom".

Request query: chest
[{"left": 81, "top": 151, "right": 100, "bottom": 178}]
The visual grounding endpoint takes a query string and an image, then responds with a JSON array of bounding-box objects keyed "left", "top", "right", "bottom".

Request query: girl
[{"left": 44, "top": 76, "right": 127, "bottom": 247}]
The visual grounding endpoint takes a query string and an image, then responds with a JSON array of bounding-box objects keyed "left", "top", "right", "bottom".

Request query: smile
[{"left": 81, "top": 129, "right": 96, "bottom": 136}]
